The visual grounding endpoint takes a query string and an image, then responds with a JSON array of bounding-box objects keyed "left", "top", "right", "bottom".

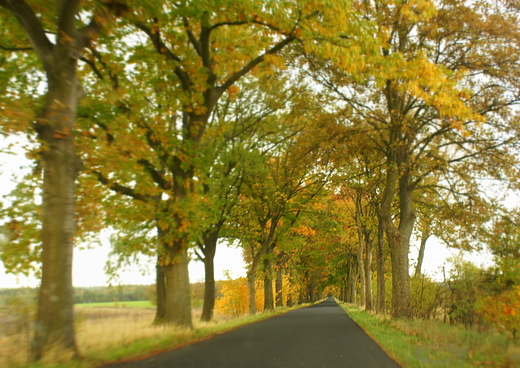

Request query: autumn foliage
[
  {"left": 477, "top": 286, "right": 520, "bottom": 339},
  {"left": 215, "top": 273, "right": 265, "bottom": 317}
]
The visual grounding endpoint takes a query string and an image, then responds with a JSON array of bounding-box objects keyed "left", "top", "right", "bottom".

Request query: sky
[{"left": 0, "top": 137, "right": 496, "bottom": 289}]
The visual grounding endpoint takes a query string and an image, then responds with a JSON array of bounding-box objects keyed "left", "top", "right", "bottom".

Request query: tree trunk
[
  {"left": 365, "top": 238, "right": 374, "bottom": 311},
  {"left": 309, "top": 282, "right": 315, "bottom": 303},
  {"left": 247, "top": 267, "right": 257, "bottom": 315},
  {"left": 381, "top": 79, "right": 416, "bottom": 318},
  {"left": 286, "top": 268, "right": 293, "bottom": 307},
  {"left": 347, "top": 257, "right": 358, "bottom": 303},
  {"left": 154, "top": 261, "right": 166, "bottom": 322},
  {"left": 275, "top": 267, "right": 283, "bottom": 307},
  {"left": 376, "top": 213, "right": 386, "bottom": 314},
  {"left": 263, "top": 258, "right": 274, "bottom": 311},
  {"left": 32, "top": 64, "right": 81, "bottom": 361},
  {"left": 415, "top": 228, "right": 430, "bottom": 277},
  {"left": 355, "top": 201, "right": 366, "bottom": 308},
  {"left": 200, "top": 232, "right": 218, "bottom": 322},
  {"left": 201, "top": 254, "right": 216, "bottom": 321},
  {"left": 381, "top": 157, "right": 414, "bottom": 318},
  {"left": 163, "top": 252, "right": 192, "bottom": 327}
]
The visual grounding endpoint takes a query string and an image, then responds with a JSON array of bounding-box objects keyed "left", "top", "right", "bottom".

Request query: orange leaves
[
  {"left": 0, "top": 102, "right": 34, "bottom": 134},
  {"left": 227, "top": 85, "right": 240, "bottom": 99},
  {"left": 293, "top": 224, "right": 316, "bottom": 238},
  {"left": 477, "top": 286, "right": 520, "bottom": 338}
]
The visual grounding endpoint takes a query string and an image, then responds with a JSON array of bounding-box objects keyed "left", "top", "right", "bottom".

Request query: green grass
[
  {"left": 74, "top": 301, "right": 153, "bottom": 308},
  {"left": 339, "top": 302, "right": 520, "bottom": 368}
]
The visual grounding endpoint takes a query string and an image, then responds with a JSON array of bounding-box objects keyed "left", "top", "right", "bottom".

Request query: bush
[
  {"left": 477, "top": 285, "right": 520, "bottom": 339},
  {"left": 410, "top": 275, "right": 443, "bottom": 319}
]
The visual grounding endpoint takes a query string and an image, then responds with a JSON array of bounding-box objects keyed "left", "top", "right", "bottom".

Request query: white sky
[{"left": 0, "top": 138, "right": 495, "bottom": 289}]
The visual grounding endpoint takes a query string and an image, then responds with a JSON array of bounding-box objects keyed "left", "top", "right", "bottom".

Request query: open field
[
  {"left": 0, "top": 301, "right": 307, "bottom": 368},
  {"left": 75, "top": 301, "right": 154, "bottom": 309},
  {"left": 340, "top": 303, "right": 520, "bottom": 368}
]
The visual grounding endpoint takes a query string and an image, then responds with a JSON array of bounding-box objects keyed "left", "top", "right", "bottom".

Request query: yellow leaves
[
  {"left": 263, "top": 53, "right": 287, "bottom": 74},
  {"left": 215, "top": 275, "right": 249, "bottom": 317},
  {"left": 293, "top": 224, "right": 316, "bottom": 238}
]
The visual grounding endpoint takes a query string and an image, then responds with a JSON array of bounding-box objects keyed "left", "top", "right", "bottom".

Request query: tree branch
[
  {"left": 0, "top": 44, "right": 32, "bottom": 51},
  {"left": 134, "top": 21, "right": 182, "bottom": 63},
  {"left": 182, "top": 17, "right": 201, "bottom": 56},
  {"left": 134, "top": 21, "right": 192, "bottom": 91},
  {"left": 93, "top": 170, "right": 154, "bottom": 203},
  {"left": 219, "top": 35, "right": 296, "bottom": 92},
  {"left": 137, "top": 158, "right": 172, "bottom": 190},
  {"left": 1, "top": 0, "right": 54, "bottom": 67}
]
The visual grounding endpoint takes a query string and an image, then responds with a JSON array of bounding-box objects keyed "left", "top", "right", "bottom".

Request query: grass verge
[{"left": 339, "top": 303, "right": 520, "bottom": 368}]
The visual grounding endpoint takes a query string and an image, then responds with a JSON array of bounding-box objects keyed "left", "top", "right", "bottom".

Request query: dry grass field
[{"left": 0, "top": 303, "right": 295, "bottom": 368}]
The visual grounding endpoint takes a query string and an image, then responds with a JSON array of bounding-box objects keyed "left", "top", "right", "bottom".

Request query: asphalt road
[{"left": 105, "top": 298, "right": 402, "bottom": 368}]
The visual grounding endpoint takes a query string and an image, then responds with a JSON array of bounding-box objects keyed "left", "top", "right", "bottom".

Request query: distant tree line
[{"left": 0, "top": 282, "right": 220, "bottom": 306}]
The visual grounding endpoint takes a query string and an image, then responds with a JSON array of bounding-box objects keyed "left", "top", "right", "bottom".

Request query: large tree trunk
[
  {"left": 376, "top": 213, "right": 386, "bottom": 314},
  {"left": 32, "top": 62, "right": 81, "bottom": 361},
  {"left": 163, "top": 252, "right": 192, "bottom": 327},
  {"left": 381, "top": 155, "right": 415, "bottom": 318}
]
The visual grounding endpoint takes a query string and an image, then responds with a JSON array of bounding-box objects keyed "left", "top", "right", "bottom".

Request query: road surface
[{"left": 104, "top": 298, "right": 402, "bottom": 368}]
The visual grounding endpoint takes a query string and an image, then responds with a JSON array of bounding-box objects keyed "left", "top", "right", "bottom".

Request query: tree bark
[
  {"left": 154, "top": 260, "right": 166, "bottom": 322},
  {"left": 32, "top": 62, "right": 81, "bottom": 359},
  {"left": 163, "top": 252, "right": 192, "bottom": 327}
]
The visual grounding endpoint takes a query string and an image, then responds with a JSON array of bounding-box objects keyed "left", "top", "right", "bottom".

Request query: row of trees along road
[{"left": 1, "top": 0, "right": 520, "bottom": 362}]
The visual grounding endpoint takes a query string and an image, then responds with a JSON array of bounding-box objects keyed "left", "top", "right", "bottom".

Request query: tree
[
  {"left": 307, "top": 0, "right": 520, "bottom": 318},
  {"left": 0, "top": 0, "right": 123, "bottom": 359}
]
